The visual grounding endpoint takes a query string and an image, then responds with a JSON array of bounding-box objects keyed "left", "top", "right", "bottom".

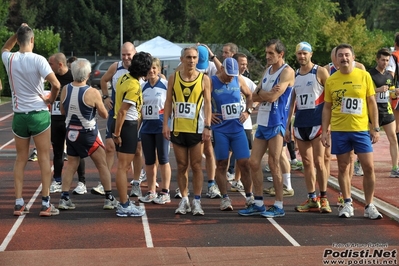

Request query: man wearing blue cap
[
  {"left": 210, "top": 57, "right": 253, "bottom": 211},
  {"left": 238, "top": 39, "right": 295, "bottom": 218},
  {"left": 285, "top": 42, "right": 332, "bottom": 213}
]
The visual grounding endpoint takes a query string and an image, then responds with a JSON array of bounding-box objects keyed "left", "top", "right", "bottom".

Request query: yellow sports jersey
[
  {"left": 324, "top": 68, "right": 375, "bottom": 132},
  {"left": 114, "top": 73, "right": 142, "bottom": 121},
  {"left": 171, "top": 71, "right": 205, "bottom": 133}
]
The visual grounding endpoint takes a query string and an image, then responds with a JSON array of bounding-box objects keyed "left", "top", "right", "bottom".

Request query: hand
[
  {"left": 284, "top": 129, "right": 291, "bottom": 143},
  {"left": 39, "top": 93, "right": 51, "bottom": 105},
  {"left": 239, "top": 112, "right": 249, "bottom": 124},
  {"left": 104, "top": 98, "right": 113, "bottom": 111},
  {"left": 321, "top": 131, "right": 330, "bottom": 148},
  {"left": 370, "top": 129, "right": 379, "bottom": 144},
  {"left": 162, "top": 125, "right": 171, "bottom": 140},
  {"left": 211, "top": 113, "right": 222, "bottom": 124},
  {"left": 112, "top": 135, "right": 122, "bottom": 147},
  {"left": 202, "top": 128, "right": 211, "bottom": 142}
]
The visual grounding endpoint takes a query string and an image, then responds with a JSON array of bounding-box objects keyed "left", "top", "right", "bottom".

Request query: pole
[{"left": 120, "top": 0, "right": 123, "bottom": 56}]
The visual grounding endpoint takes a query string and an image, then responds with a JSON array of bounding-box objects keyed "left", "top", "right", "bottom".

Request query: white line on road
[
  {"left": 139, "top": 203, "right": 154, "bottom": 248},
  {"left": 0, "top": 113, "right": 13, "bottom": 122}
]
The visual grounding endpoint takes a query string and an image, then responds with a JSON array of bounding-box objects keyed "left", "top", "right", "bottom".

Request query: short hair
[
  {"left": 233, "top": 52, "right": 247, "bottom": 61},
  {"left": 266, "top": 39, "right": 286, "bottom": 55},
  {"left": 71, "top": 59, "right": 91, "bottom": 82},
  {"left": 335, "top": 43, "right": 355, "bottom": 57},
  {"left": 67, "top": 56, "right": 78, "bottom": 64},
  {"left": 152, "top": 57, "right": 161, "bottom": 70},
  {"left": 128, "top": 52, "right": 152, "bottom": 79},
  {"left": 376, "top": 48, "right": 391, "bottom": 58},
  {"left": 223, "top": 43, "right": 238, "bottom": 54},
  {"left": 16, "top": 25, "right": 34, "bottom": 46},
  {"left": 52, "top": 53, "right": 67, "bottom": 66},
  {"left": 180, "top": 46, "right": 198, "bottom": 57}
]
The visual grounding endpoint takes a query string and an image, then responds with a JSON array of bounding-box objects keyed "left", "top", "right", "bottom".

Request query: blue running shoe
[
  {"left": 238, "top": 203, "right": 266, "bottom": 216},
  {"left": 260, "top": 205, "right": 285, "bottom": 218}
]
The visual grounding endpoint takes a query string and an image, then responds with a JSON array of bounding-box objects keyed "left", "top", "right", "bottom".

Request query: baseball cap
[
  {"left": 296, "top": 42, "right": 312, "bottom": 53},
  {"left": 196, "top": 45, "right": 209, "bottom": 71},
  {"left": 222, "top": 57, "right": 239, "bottom": 76}
]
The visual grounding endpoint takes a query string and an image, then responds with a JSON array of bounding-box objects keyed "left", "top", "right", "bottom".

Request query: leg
[
  {"left": 336, "top": 152, "right": 352, "bottom": 199},
  {"left": 357, "top": 152, "right": 376, "bottom": 205},
  {"left": 13, "top": 136, "right": 30, "bottom": 199},
  {"left": 105, "top": 138, "right": 116, "bottom": 171},
  {"left": 116, "top": 152, "right": 135, "bottom": 204},
  {"left": 203, "top": 139, "right": 216, "bottom": 181},
  {"left": 248, "top": 138, "right": 268, "bottom": 196},
  {"left": 132, "top": 141, "right": 143, "bottom": 181},
  {"left": 382, "top": 122, "right": 399, "bottom": 169},
  {"left": 189, "top": 142, "right": 204, "bottom": 196},
  {"left": 297, "top": 139, "right": 316, "bottom": 192},
  {"left": 268, "top": 135, "right": 284, "bottom": 202},
  {"left": 61, "top": 156, "right": 80, "bottom": 192},
  {"left": 173, "top": 144, "right": 189, "bottom": 197},
  {"left": 33, "top": 128, "right": 52, "bottom": 198}
]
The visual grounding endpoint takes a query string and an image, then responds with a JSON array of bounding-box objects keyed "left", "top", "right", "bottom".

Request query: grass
[{"left": 0, "top": 96, "right": 11, "bottom": 104}]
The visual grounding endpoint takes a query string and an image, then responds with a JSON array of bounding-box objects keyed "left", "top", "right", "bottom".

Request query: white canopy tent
[{"left": 136, "top": 36, "right": 182, "bottom": 61}]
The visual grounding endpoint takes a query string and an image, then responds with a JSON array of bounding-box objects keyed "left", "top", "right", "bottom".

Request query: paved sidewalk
[{"left": 328, "top": 131, "right": 399, "bottom": 221}]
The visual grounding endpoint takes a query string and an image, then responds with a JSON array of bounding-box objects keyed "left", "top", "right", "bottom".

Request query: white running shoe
[
  {"left": 72, "top": 182, "right": 87, "bottom": 195},
  {"left": 192, "top": 199, "right": 205, "bottom": 216},
  {"left": 338, "top": 202, "right": 354, "bottom": 218},
  {"left": 175, "top": 198, "right": 191, "bottom": 214},
  {"left": 364, "top": 203, "right": 383, "bottom": 220}
]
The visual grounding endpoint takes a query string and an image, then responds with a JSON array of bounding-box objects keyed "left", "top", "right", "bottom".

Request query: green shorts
[{"left": 12, "top": 110, "right": 51, "bottom": 138}]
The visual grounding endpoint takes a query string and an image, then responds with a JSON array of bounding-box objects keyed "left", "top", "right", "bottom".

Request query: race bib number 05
[{"left": 174, "top": 102, "right": 196, "bottom": 119}]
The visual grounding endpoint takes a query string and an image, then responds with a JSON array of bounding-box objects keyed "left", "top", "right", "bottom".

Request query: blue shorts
[
  {"left": 141, "top": 133, "right": 170, "bottom": 165},
  {"left": 255, "top": 125, "right": 285, "bottom": 141},
  {"left": 66, "top": 127, "right": 104, "bottom": 158},
  {"left": 331, "top": 131, "right": 373, "bottom": 155},
  {"left": 105, "top": 116, "right": 115, "bottom": 139},
  {"left": 213, "top": 130, "right": 250, "bottom": 160}
]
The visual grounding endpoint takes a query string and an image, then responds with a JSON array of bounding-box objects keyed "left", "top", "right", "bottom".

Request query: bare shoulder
[{"left": 355, "top": 61, "right": 366, "bottom": 70}]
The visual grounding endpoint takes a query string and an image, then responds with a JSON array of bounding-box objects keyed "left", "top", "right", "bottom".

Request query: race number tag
[
  {"left": 340, "top": 97, "right": 362, "bottom": 115},
  {"left": 67, "top": 130, "right": 79, "bottom": 142},
  {"left": 258, "top": 102, "right": 272, "bottom": 112},
  {"left": 296, "top": 93, "right": 315, "bottom": 110},
  {"left": 142, "top": 104, "right": 159, "bottom": 120},
  {"left": 52, "top": 101, "right": 61, "bottom": 115},
  {"left": 174, "top": 102, "right": 196, "bottom": 119},
  {"left": 221, "top": 103, "right": 240, "bottom": 120},
  {"left": 376, "top": 91, "right": 389, "bottom": 103}
]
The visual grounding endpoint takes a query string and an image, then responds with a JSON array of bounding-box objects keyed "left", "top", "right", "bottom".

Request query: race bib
[
  {"left": 142, "top": 104, "right": 159, "bottom": 120},
  {"left": 296, "top": 93, "right": 315, "bottom": 110},
  {"left": 52, "top": 101, "right": 61, "bottom": 115},
  {"left": 258, "top": 102, "right": 272, "bottom": 112},
  {"left": 376, "top": 91, "right": 389, "bottom": 103},
  {"left": 340, "top": 97, "right": 362, "bottom": 115},
  {"left": 174, "top": 102, "right": 196, "bottom": 119},
  {"left": 221, "top": 103, "right": 240, "bottom": 120},
  {"left": 67, "top": 130, "right": 79, "bottom": 142}
]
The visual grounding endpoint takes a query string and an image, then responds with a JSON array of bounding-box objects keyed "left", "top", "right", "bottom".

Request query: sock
[
  {"left": 42, "top": 196, "right": 50, "bottom": 207},
  {"left": 182, "top": 196, "right": 189, "bottom": 202},
  {"left": 274, "top": 200, "right": 283, "bottom": 209},
  {"left": 320, "top": 191, "right": 327, "bottom": 198},
  {"left": 54, "top": 177, "right": 62, "bottom": 183},
  {"left": 223, "top": 194, "right": 229, "bottom": 198},
  {"left": 105, "top": 191, "right": 114, "bottom": 200},
  {"left": 61, "top": 191, "right": 70, "bottom": 200},
  {"left": 393, "top": 166, "right": 398, "bottom": 171},
  {"left": 308, "top": 192, "right": 317, "bottom": 199},
  {"left": 397, "top": 133, "right": 399, "bottom": 148},
  {"left": 194, "top": 195, "right": 201, "bottom": 200},
  {"left": 132, "top": 180, "right": 140, "bottom": 186},
  {"left": 207, "top": 180, "right": 215, "bottom": 188},
  {"left": 245, "top": 192, "right": 253, "bottom": 198},
  {"left": 254, "top": 196, "right": 263, "bottom": 207},
  {"left": 121, "top": 201, "right": 129, "bottom": 208},
  {"left": 344, "top": 198, "right": 352, "bottom": 204},
  {"left": 282, "top": 173, "right": 292, "bottom": 190},
  {"left": 161, "top": 188, "right": 169, "bottom": 194},
  {"left": 16, "top": 198, "right": 24, "bottom": 206}
]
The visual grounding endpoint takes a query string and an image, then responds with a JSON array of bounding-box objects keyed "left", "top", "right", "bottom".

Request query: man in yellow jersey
[
  {"left": 163, "top": 46, "right": 212, "bottom": 216},
  {"left": 321, "top": 43, "right": 383, "bottom": 220}
]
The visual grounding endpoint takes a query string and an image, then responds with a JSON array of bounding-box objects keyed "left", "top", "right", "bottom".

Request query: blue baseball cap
[
  {"left": 196, "top": 45, "right": 209, "bottom": 71},
  {"left": 223, "top": 57, "right": 239, "bottom": 76}
]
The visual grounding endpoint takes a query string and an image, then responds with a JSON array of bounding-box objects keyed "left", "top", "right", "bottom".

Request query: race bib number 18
[{"left": 142, "top": 104, "right": 159, "bottom": 120}]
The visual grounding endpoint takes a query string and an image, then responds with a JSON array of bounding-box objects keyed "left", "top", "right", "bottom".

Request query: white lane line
[
  {"left": 267, "top": 218, "right": 300, "bottom": 246},
  {"left": 0, "top": 139, "right": 14, "bottom": 150},
  {"left": 0, "top": 113, "right": 13, "bottom": 122},
  {"left": 0, "top": 184, "right": 42, "bottom": 252},
  {"left": 139, "top": 202, "right": 154, "bottom": 248}
]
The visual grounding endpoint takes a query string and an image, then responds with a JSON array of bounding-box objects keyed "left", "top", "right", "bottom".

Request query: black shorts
[
  {"left": 245, "top": 129, "right": 253, "bottom": 150},
  {"left": 293, "top": 126, "right": 322, "bottom": 141},
  {"left": 170, "top": 132, "right": 202, "bottom": 148},
  {"left": 113, "top": 120, "right": 139, "bottom": 154}
]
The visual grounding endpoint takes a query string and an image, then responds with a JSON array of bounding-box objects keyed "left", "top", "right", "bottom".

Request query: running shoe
[
  {"left": 266, "top": 176, "right": 273, "bottom": 182},
  {"left": 264, "top": 165, "right": 270, "bottom": 173},
  {"left": 129, "top": 182, "right": 142, "bottom": 197},
  {"left": 175, "top": 198, "right": 191, "bottom": 214},
  {"left": 58, "top": 198, "right": 76, "bottom": 210},
  {"left": 245, "top": 195, "right": 254, "bottom": 207},
  {"left": 337, "top": 193, "right": 344, "bottom": 207},
  {"left": 354, "top": 161, "right": 364, "bottom": 176},
  {"left": 50, "top": 181, "right": 62, "bottom": 193},
  {"left": 192, "top": 199, "right": 205, "bottom": 216},
  {"left": 28, "top": 149, "right": 37, "bottom": 162},
  {"left": 238, "top": 203, "right": 266, "bottom": 216},
  {"left": 206, "top": 183, "right": 222, "bottom": 198},
  {"left": 320, "top": 197, "right": 332, "bottom": 213},
  {"left": 91, "top": 182, "right": 105, "bottom": 195},
  {"left": 39, "top": 204, "right": 60, "bottom": 216},
  {"left": 139, "top": 191, "right": 157, "bottom": 203},
  {"left": 153, "top": 193, "right": 171, "bottom": 204},
  {"left": 14, "top": 204, "right": 29, "bottom": 216},
  {"left": 220, "top": 197, "right": 233, "bottom": 211},
  {"left": 230, "top": 180, "right": 244, "bottom": 192},
  {"left": 260, "top": 205, "right": 285, "bottom": 218},
  {"left": 390, "top": 168, "right": 399, "bottom": 178},
  {"left": 226, "top": 172, "right": 235, "bottom": 181},
  {"left": 72, "top": 182, "right": 87, "bottom": 195},
  {"left": 266, "top": 185, "right": 295, "bottom": 197},
  {"left": 295, "top": 197, "right": 320, "bottom": 212},
  {"left": 291, "top": 160, "right": 304, "bottom": 171},
  {"left": 338, "top": 202, "right": 354, "bottom": 218},
  {"left": 364, "top": 203, "right": 383, "bottom": 220},
  {"left": 103, "top": 197, "right": 119, "bottom": 210},
  {"left": 116, "top": 202, "right": 145, "bottom": 217}
]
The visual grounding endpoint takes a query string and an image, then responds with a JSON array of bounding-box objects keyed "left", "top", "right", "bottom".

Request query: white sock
[
  {"left": 282, "top": 173, "right": 292, "bottom": 190},
  {"left": 274, "top": 200, "right": 283, "bottom": 209},
  {"left": 254, "top": 199, "right": 264, "bottom": 207},
  {"left": 16, "top": 198, "right": 24, "bottom": 206},
  {"left": 291, "top": 159, "right": 298, "bottom": 164}
]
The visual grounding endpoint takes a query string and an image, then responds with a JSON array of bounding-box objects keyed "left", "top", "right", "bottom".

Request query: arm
[
  {"left": 113, "top": 102, "right": 130, "bottom": 146},
  {"left": 367, "top": 95, "right": 380, "bottom": 144},
  {"left": 43, "top": 72, "right": 61, "bottom": 104},
  {"left": 162, "top": 73, "right": 175, "bottom": 140},
  {"left": 257, "top": 67, "right": 295, "bottom": 103},
  {"left": 100, "top": 62, "right": 118, "bottom": 110},
  {"left": 284, "top": 90, "right": 297, "bottom": 143},
  {"left": 202, "top": 74, "right": 212, "bottom": 140},
  {"left": 238, "top": 75, "right": 253, "bottom": 123},
  {"left": 252, "top": 68, "right": 268, "bottom": 102},
  {"left": 91, "top": 88, "right": 108, "bottom": 119},
  {"left": 317, "top": 65, "right": 330, "bottom": 86},
  {"left": 59, "top": 85, "right": 67, "bottom": 115},
  {"left": 321, "top": 101, "right": 332, "bottom": 147}
]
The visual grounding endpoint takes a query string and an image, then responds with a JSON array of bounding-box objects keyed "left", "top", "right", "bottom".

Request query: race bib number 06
[{"left": 221, "top": 103, "right": 240, "bottom": 120}]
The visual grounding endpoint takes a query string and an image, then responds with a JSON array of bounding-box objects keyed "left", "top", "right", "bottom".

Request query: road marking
[
  {"left": 267, "top": 218, "right": 300, "bottom": 246},
  {"left": 0, "top": 184, "right": 42, "bottom": 252},
  {"left": 0, "top": 139, "right": 14, "bottom": 150},
  {"left": 0, "top": 113, "right": 13, "bottom": 122},
  {"left": 139, "top": 203, "right": 154, "bottom": 248}
]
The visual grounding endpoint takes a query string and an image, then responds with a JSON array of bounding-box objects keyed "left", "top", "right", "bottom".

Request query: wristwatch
[
  {"left": 204, "top": 125, "right": 211, "bottom": 130},
  {"left": 102, "top": 95, "right": 109, "bottom": 100},
  {"left": 246, "top": 108, "right": 253, "bottom": 114},
  {"left": 112, "top": 133, "right": 120, "bottom": 139},
  {"left": 374, "top": 127, "right": 380, "bottom": 132},
  {"left": 210, "top": 55, "right": 216, "bottom": 61}
]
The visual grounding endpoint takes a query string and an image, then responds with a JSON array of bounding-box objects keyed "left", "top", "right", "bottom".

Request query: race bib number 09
[{"left": 340, "top": 97, "right": 362, "bottom": 115}]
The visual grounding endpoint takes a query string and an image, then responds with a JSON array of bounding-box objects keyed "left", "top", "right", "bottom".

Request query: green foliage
[{"left": 33, "top": 28, "right": 61, "bottom": 58}]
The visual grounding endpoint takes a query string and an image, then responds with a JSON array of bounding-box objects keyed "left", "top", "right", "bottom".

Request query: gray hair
[
  {"left": 71, "top": 59, "right": 91, "bottom": 82},
  {"left": 17, "top": 25, "right": 34, "bottom": 46}
]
